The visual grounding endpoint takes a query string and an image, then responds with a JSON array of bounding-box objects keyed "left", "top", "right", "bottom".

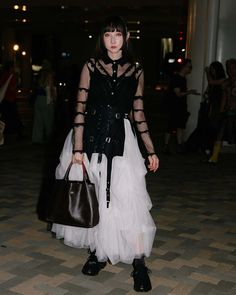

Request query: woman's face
[
  {"left": 209, "top": 65, "right": 216, "bottom": 77},
  {"left": 182, "top": 62, "right": 192, "bottom": 75},
  {"left": 103, "top": 30, "right": 124, "bottom": 55},
  {"left": 228, "top": 63, "right": 236, "bottom": 78}
]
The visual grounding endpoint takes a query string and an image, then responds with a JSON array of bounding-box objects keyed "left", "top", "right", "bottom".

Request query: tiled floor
[{"left": 0, "top": 128, "right": 236, "bottom": 294}]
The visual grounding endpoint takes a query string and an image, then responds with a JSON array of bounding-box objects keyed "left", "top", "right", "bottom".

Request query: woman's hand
[
  {"left": 148, "top": 154, "right": 159, "bottom": 172},
  {"left": 72, "top": 152, "right": 84, "bottom": 165}
]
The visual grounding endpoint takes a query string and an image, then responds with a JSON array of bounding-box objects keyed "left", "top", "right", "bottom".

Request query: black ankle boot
[
  {"left": 131, "top": 258, "right": 152, "bottom": 292},
  {"left": 82, "top": 252, "right": 106, "bottom": 276}
]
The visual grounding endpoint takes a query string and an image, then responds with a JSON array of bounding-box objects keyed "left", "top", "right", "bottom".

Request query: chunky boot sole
[
  {"left": 132, "top": 265, "right": 152, "bottom": 292},
  {"left": 82, "top": 256, "right": 107, "bottom": 276}
]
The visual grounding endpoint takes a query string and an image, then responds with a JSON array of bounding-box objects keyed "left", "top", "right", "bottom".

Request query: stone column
[
  {"left": 184, "top": 0, "right": 220, "bottom": 140},
  {"left": 217, "top": 0, "right": 236, "bottom": 65}
]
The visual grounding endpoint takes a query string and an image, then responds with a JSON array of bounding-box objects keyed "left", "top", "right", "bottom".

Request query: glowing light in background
[{"left": 13, "top": 44, "right": 20, "bottom": 51}]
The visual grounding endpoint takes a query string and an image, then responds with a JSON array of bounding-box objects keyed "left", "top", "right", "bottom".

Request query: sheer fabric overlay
[{"left": 73, "top": 59, "right": 155, "bottom": 155}]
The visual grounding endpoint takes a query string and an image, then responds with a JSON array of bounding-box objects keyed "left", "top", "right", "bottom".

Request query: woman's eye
[
  {"left": 116, "top": 33, "right": 122, "bottom": 37},
  {"left": 104, "top": 33, "right": 110, "bottom": 37}
]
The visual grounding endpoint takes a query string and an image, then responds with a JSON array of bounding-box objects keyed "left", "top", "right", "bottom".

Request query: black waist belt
[{"left": 87, "top": 108, "right": 129, "bottom": 120}]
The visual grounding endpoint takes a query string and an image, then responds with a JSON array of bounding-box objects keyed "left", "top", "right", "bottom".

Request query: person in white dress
[{"left": 52, "top": 16, "right": 159, "bottom": 292}]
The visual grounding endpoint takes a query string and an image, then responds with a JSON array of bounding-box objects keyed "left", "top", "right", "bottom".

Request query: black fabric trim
[
  {"left": 138, "top": 130, "right": 149, "bottom": 134},
  {"left": 73, "top": 123, "right": 85, "bottom": 127},
  {"left": 135, "top": 120, "right": 147, "bottom": 124},
  {"left": 72, "top": 149, "right": 83, "bottom": 154},
  {"left": 76, "top": 100, "right": 87, "bottom": 104},
  {"left": 134, "top": 95, "right": 144, "bottom": 100},
  {"left": 134, "top": 63, "right": 143, "bottom": 79},
  {"left": 78, "top": 87, "right": 89, "bottom": 92},
  {"left": 75, "top": 111, "right": 85, "bottom": 116}
]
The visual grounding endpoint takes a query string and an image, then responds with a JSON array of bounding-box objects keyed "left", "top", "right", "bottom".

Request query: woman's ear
[{"left": 126, "top": 32, "right": 130, "bottom": 41}]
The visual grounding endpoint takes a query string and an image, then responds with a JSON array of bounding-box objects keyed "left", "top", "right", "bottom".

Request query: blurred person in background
[
  {"left": 208, "top": 58, "right": 236, "bottom": 163},
  {"left": 32, "top": 60, "right": 57, "bottom": 144},
  {"left": 202, "top": 61, "right": 226, "bottom": 154},
  {"left": 0, "top": 60, "right": 23, "bottom": 140},
  {"left": 163, "top": 59, "right": 199, "bottom": 154}
]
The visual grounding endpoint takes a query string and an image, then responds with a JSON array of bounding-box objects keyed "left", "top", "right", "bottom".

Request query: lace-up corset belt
[{"left": 84, "top": 105, "right": 130, "bottom": 208}]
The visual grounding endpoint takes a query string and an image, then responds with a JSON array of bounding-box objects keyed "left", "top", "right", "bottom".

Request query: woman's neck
[{"left": 107, "top": 51, "right": 122, "bottom": 61}]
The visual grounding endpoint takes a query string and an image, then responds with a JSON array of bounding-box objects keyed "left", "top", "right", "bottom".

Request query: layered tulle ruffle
[{"left": 52, "top": 119, "right": 156, "bottom": 265}]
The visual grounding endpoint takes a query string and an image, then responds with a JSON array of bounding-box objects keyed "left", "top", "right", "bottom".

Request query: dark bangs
[{"left": 102, "top": 17, "right": 127, "bottom": 37}]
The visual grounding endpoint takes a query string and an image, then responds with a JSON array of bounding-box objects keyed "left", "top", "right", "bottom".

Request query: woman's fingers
[{"left": 148, "top": 155, "right": 159, "bottom": 172}]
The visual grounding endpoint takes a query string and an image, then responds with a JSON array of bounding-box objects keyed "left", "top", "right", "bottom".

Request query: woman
[
  {"left": 203, "top": 61, "right": 226, "bottom": 153},
  {"left": 52, "top": 16, "right": 159, "bottom": 292},
  {"left": 163, "top": 59, "right": 198, "bottom": 154},
  {"left": 0, "top": 60, "right": 23, "bottom": 139},
  {"left": 32, "top": 60, "right": 56, "bottom": 144},
  {"left": 208, "top": 59, "right": 236, "bottom": 163}
]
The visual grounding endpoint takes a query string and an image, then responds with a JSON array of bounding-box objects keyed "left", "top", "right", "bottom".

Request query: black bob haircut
[{"left": 95, "top": 16, "right": 134, "bottom": 62}]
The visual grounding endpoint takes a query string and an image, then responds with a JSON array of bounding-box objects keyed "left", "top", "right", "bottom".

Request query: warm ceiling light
[
  {"left": 22, "top": 19, "right": 27, "bottom": 23},
  {"left": 22, "top": 51, "right": 26, "bottom": 56},
  {"left": 13, "top": 44, "right": 20, "bottom": 51},
  {"left": 22, "top": 5, "right": 27, "bottom": 11},
  {"left": 13, "top": 5, "right": 19, "bottom": 10}
]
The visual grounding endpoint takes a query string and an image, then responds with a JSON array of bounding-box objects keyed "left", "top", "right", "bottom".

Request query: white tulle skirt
[{"left": 52, "top": 119, "right": 156, "bottom": 265}]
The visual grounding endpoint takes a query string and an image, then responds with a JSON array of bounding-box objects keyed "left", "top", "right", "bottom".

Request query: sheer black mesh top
[
  {"left": 73, "top": 55, "right": 155, "bottom": 157},
  {"left": 73, "top": 55, "right": 156, "bottom": 207}
]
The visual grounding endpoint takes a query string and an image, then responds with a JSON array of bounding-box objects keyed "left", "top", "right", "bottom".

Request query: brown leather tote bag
[{"left": 47, "top": 162, "right": 99, "bottom": 228}]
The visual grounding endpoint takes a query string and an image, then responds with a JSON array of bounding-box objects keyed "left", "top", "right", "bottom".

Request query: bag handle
[
  {"left": 63, "top": 161, "right": 90, "bottom": 181},
  {"left": 82, "top": 162, "right": 90, "bottom": 181},
  {"left": 64, "top": 162, "right": 73, "bottom": 180}
]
